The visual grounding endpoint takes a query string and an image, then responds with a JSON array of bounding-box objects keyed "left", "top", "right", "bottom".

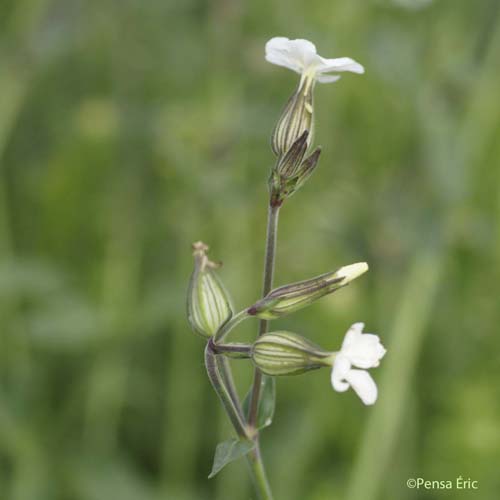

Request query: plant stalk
[
  {"left": 204, "top": 343, "right": 248, "bottom": 439},
  {"left": 210, "top": 341, "right": 252, "bottom": 358},
  {"left": 205, "top": 202, "right": 279, "bottom": 499},
  {"left": 247, "top": 441, "right": 275, "bottom": 500},
  {"left": 241, "top": 201, "right": 280, "bottom": 500},
  {"left": 214, "top": 309, "right": 249, "bottom": 343},
  {"left": 248, "top": 203, "right": 280, "bottom": 428},
  {"left": 205, "top": 342, "right": 274, "bottom": 499}
]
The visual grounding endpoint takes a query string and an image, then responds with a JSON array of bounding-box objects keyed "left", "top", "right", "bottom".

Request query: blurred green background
[{"left": 1, "top": 0, "right": 500, "bottom": 499}]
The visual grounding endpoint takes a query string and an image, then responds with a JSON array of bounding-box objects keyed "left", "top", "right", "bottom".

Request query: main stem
[
  {"left": 248, "top": 202, "right": 280, "bottom": 427},
  {"left": 244, "top": 202, "right": 280, "bottom": 500},
  {"left": 206, "top": 343, "right": 274, "bottom": 499},
  {"left": 206, "top": 202, "right": 279, "bottom": 499}
]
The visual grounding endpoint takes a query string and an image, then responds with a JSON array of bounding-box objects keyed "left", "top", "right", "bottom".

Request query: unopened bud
[
  {"left": 248, "top": 262, "right": 368, "bottom": 320},
  {"left": 269, "top": 131, "right": 322, "bottom": 206},
  {"left": 335, "top": 262, "right": 369, "bottom": 282},
  {"left": 187, "top": 242, "right": 233, "bottom": 338},
  {"left": 271, "top": 75, "right": 315, "bottom": 157},
  {"left": 292, "top": 146, "right": 321, "bottom": 191},
  {"left": 275, "top": 130, "right": 309, "bottom": 178},
  {"left": 252, "top": 331, "right": 332, "bottom": 376}
]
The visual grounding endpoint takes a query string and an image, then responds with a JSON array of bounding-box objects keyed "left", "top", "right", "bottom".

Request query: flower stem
[
  {"left": 210, "top": 340, "right": 252, "bottom": 358},
  {"left": 241, "top": 202, "right": 280, "bottom": 500},
  {"left": 205, "top": 341, "right": 274, "bottom": 500},
  {"left": 248, "top": 203, "right": 280, "bottom": 428},
  {"left": 204, "top": 343, "right": 247, "bottom": 439},
  {"left": 214, "top": 309, "right": 249, "bottom": 343},
  {"left": 205, "top": 203, "right": 279, "bottom": 499},
  {"left": 247, "top": 441, "right": 275, "bottom": 500}
]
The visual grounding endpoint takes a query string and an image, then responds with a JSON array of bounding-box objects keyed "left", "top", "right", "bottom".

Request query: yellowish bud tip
[{"left": 336, "top": 262, "right": 369, "bottom": 283}]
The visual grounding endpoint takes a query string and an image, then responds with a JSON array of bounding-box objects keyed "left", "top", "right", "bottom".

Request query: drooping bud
[
  {"left": 271, "top": 73, "right": 315, "bottom": 157},
  {"left": 187, "top": 241, "right": 233, "bottom": 338},
  {"left": 248, "top": 262, "right": 368, "bottom": 320},
  {"left": 252, "top": 331, "right": 333, "bottom": 376},
  {"left": 269, "top": 131, "right": 322, "bottom": 207}
]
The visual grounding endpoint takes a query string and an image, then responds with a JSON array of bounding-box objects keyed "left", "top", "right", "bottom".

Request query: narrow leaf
[
  {"left": 243, "top": 375, "right": 276, "bottom": 430},
  {"left": 208, "top": 439, "right": 255, "bottom": 479}
]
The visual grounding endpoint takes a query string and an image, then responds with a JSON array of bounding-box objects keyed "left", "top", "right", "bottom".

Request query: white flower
[
  {"left": 265, "top": 37, "right": 364, "bottom": 84},
  {"left": 331, "top": 323, "right": 386, "bottom": 405}
]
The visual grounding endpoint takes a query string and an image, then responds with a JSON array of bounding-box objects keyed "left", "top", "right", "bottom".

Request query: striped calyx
[
  {"left": 252, "top": 331, "right": 333, "bottom": 376},
  {"left": 271, "top": 72, "right": 315, "bottom": 158},
  {"left": 187, "top": 241, "right": 233, "bottom": 338},
  {"left": 248, "top": 262, "right": 369, "bottom": 320},
  {"left": 269, "top": 131, "right": 321, "bottom": 206}
]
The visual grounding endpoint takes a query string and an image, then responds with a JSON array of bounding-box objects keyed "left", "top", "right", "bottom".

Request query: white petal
[
  {"left": 316, "top": 56, "right": 365, "bottom": 74},
  {"left": 341, "top": 323, "right": 386, "bottom": 369},
  {"left": 265, "top": 38, "right": 364, "bottom": 84},
  {"left": 288, "top": 38, "right": 319, "bottom": 66},
  {"left": 265, "top": 37, "right": 318, "bottom": 74},
  {"left": 345, "top": 369, "right": 378, "bottom": 405},
  {"left": 265, "top": 36, "right": 291, "bottom": 51},
  {"left": 316, "top": 74, "right": 342, "bottom": 84},
  {"left": 341, "top": 322, "right": 365, "bottom": 349},
  {"left": 331, "top": 354, "right": 351, "bottom": 392},
  {"left": 265, "top": 37, "right": 302, "bottom": 73}
]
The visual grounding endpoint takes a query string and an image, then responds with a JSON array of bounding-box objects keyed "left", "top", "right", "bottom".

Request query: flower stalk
[
  {"left": 209, "top": 338, "right": 252, "bottom": 358},
  {"left": 187, "top": 36, "right": 381, "bottom": 500},
  {"left": 248, "top": 202, "right": 280, "bottom": 430},
  {"left": 204, "top": 343, "right": 247, "bottom": 439},
  {"left": 205, "top": 335, "right": 275, "bottom": 499}
]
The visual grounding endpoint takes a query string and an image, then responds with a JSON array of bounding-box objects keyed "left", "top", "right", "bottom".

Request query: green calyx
[
  {"left": 269, "top": 131, "right": 321, "bottom": 207},
  {"left": 247, "top": 262, "right": 368, "bottom": 320},
  {"left": 271, "top": 76, "right": 315, "bottom": 158},
  {"left": 251, "top": 331, "right": 333, "bottom": 376},
  {"left": 187, "top": 241, "right": 234, "bottom": 338}
]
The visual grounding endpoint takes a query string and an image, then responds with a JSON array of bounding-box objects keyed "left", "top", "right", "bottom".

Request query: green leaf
[
  {"left": 208, "top": 439, "right": 255, "bottom": 479},
  {"left": 243, "top": 375, "right": 276, "bottom": 430}
]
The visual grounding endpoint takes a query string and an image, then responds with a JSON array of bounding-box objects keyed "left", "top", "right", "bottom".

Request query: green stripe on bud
[
  {"left": 271, "top": 74, "right": 315, "bottom": 158},
  {"left": 187, "top": 241, "right": 233, "bottom": 338},
  {"left": 248, "top": 262, "right": 368, "bottom": 320},
  {"left": 269, "top": 131, "right": 322, "bottom": 206},
  {"left": 252, "top": 331, "right": 333, "bottom": 376}
]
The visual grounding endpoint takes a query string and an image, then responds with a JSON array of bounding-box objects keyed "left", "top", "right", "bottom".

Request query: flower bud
[
  {"left": 275, "top": 130, "right": 309, "bottom": 178},
  {"left": 269, "top": 131, "right": 322, "bottom": 206},
  {"left": 252, "top": 331, "right": 332, "bottom": 376},
  {"left": 292, "top": 146, "right": 321, "bottom": 191},
  {"left": 248, "top": 262, "right": 368, "bottom": 320},
  {"left": 187, "top": 241, "right": 233, "bottom": 338},
  {"left": 271, "top": 74, "right": 315, "bottom": 157}
]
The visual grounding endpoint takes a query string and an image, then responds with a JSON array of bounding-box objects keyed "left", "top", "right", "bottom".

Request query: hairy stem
[{"left": 248, "top": 203, "right": 280, "bottom": 427}]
